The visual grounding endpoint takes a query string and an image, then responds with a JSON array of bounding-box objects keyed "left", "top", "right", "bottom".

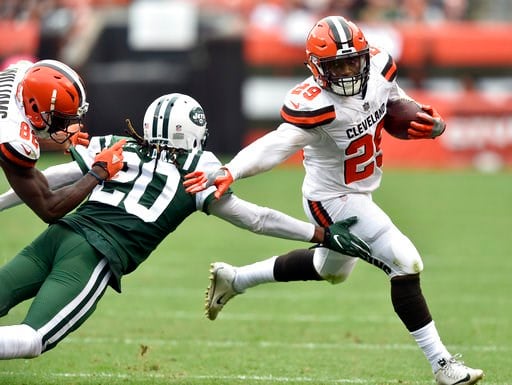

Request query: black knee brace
[{"left": 391, "top": 274, "right": 432, "bottom": 332}]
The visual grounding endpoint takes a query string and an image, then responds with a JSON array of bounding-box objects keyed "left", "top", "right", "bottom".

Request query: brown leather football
[{"left": 383, "top": 99, "right": 423, "bottom": 140}]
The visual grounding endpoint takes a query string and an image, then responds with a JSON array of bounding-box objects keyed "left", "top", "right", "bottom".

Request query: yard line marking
[
  {"left": 63, "top": 336, "right": 510, "bottom": 353},
  {"left": 0, "top": 371, "right": 436, "bottom": 384},
  {"left": 0, "top": 371, "right": 504, "bottom": 385}
]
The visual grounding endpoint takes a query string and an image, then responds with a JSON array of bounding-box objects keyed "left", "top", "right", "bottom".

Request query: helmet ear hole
[{"left": 31, "top": 102, "right": 39, "bottom": 113}]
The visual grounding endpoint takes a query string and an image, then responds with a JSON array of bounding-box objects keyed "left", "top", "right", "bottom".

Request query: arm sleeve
[
  {"left": 226, "top": 123, "right": 315, "bottom": 180},
  {"left": 208, "top": 194, "right": 315, "bottom": 242},
  {"left": 0, "top": 161, "right": 83, "bottom": 211}
]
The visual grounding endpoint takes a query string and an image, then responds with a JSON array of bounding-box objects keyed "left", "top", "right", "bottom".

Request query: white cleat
[
  {"left": 205, "top": 262, "right": 242, "bottom": 321},
  {"left": 435, "top": 354, "right": 484, "bottom": 385}
]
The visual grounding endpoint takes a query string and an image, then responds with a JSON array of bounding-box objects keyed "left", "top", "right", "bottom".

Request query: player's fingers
[
  {"left": 420, "top": 104, "right": 434, "bottom": 114},
  {"left": 410, "top": 121, "right": 432, "bottom": 131},
  {"left": 183, "top": 176, "right": 205, "bottom": 188},
  {"left": 352, "top": 239, "right": 371, "bottom": 258},
  {"left": 185, "top": 171, "right": 203, "bottom": 179},
  {"left": 415, "top": 112, "right": 435, "bottom": 123},
  {"left": 342, "top": 216, "right": 358, "bottom": 228},
  {"left": 186, "top": 184, "right": 206, "bottom": 194},
  {"left": 115, "top": 138, "right": 127, "bottom": 149}
]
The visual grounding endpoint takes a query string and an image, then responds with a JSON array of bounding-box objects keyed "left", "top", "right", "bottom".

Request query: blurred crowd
[
  {"left": 0, "top": 0, "right": 482, "bottom": 23},
  {"left": 0, "top": 0, "right": 507, "bottom": 67}
]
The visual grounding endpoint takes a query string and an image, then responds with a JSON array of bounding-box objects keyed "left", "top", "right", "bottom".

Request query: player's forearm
[
  {"left": 226, "top": 127, "right": 304, "bottom": 180},
  {"left": 209, "top": 195, "right": 316, "bottom": 242},
  {"left": 0, "top": 161, "right": 84, "bottom": 211},
  {"left": 8, "top": 164, "right": 105, "bottom": 223},
  {"left": 37, "top": 164, "right": 108, "bottom": 222}
]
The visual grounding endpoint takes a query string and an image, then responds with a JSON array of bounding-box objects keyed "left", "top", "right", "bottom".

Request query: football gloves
[
  {"left": 408, "top": 104, "right": 446, "bottom": 139},
  {"left": 92, "top": 139, "right": 126, "bottom": 181},
  {"left": 69, "top": 130, "right": 90, "bottom": 148},
  {"left": 323, "top": 217, "right": 371, "bottom": 260},
  {"left": 61, "top": 124, "right": 89, "bottom": 154},
  {"left": 184, "top": 167, "right": 233, "bottom": 199}
]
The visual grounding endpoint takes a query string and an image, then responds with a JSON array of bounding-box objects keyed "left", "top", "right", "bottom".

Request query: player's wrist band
[{"left": 88, "top": 169, "right": 105, "bottom": 184}]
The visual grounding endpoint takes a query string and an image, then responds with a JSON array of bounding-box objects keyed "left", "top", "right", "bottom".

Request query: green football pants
[{"left": 0, "top": 223, "right": 111, "bottom": 352}]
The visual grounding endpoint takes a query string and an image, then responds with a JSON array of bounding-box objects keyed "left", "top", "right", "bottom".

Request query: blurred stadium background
[{"left": 1, "top": 0, "right": 512, "bottom": 171}]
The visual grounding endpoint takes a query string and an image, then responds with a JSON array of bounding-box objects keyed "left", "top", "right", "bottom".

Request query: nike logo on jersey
[
  {"left": 291, "top": 101, "right": 300, "bottom": 109},
  {"left": 20, "top": 144, "right": 33, "bottom": 156}
]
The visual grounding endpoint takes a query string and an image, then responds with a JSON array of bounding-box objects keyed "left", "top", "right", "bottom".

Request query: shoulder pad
[
  {"left": 181, "top": 149, "right": 222, "bottom": 174},
  {"left": 370, "top": 46, "right": 397, "bottom": 82},
  {"left": 0, "top": 140, "right": 38, "bottom": 168},
  {"left": 281, "top": 79, "right": 336, "bottom": 129}
]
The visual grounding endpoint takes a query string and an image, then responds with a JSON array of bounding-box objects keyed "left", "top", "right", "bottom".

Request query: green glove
[{"left": 323, "top": 216, "right": 371, "bottom": 260}]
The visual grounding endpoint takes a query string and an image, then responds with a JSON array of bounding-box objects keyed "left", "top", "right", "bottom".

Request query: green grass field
[{"left": 0, "top": 153, "right": 510, "bottom": 385}]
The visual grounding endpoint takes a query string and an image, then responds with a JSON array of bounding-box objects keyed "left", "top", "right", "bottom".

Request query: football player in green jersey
[{"left": 0, "top": 93, "right": 370, "bottom": 359}]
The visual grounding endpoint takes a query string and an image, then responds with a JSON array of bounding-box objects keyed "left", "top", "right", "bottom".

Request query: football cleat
[
  {"left": 435, "top": 354, "right": 484, "bottom": 385},
  {"left": 205, "top": 262, "right": 242, "bottom": 321}
]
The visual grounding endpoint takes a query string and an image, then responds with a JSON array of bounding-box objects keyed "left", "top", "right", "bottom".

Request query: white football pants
[{"left": 303, "top": 193, "right": 423, "bottom": 284}]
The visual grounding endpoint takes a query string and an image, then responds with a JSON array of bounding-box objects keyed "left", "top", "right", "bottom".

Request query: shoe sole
[{"left": 204, "top": 263, "right": 218, "bottom": 320}]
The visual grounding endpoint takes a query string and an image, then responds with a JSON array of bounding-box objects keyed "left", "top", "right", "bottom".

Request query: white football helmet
[{"left": 143, "top": 93, "right": 207, "bottom": 150}]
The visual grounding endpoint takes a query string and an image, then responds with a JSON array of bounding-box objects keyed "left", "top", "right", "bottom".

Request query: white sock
[
  {"left": 233, "top": 256, "right": 277, "bottom": 292},
  {"left": 410, "top": 321, "right": 451, "bottom": 373},
  {"left": 0, "top": 324, "right": 42, "bottom": 359}
]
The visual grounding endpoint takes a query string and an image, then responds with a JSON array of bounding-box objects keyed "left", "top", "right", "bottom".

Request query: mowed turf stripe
[
  {"left": 63, "top": 336, "right": 510, "bottom": 352},
  {"left": 0, "top": 371, "right": 468, "bottom": 384}
]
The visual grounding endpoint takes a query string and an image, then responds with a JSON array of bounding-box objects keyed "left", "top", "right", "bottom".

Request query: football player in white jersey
[
  {"left": 184, "top": 16, "right": 483, "bottom": 385},
  {"left": 0, "top": 59, "right": 124, "bottom": 223}
]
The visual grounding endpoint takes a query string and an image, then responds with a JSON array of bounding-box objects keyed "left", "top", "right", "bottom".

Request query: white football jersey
[
  {"left": 0, "top": 60, "right": 40, "bottom": 168},
  {"left": 227, "top": 47, "right": 407, "bottom": 201}
]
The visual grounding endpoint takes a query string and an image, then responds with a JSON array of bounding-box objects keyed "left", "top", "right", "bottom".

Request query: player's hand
[
  {"left": 69, "top": 131, "right": 90, "bottom": 147},
  {"left": 92, "top": 139, "right": 126, "bottom": 181},
  {"left": 184, "top": 167, "right": 233, "bottom": 199},
  {"left": 408, "top": 105, "right": 446, "bottom": 139},
  {"left": 62, "top": 124, "right": 89, "bottom": 153},
  {"left": 322, "top": 216, "right": 371, "bottom": 260}
]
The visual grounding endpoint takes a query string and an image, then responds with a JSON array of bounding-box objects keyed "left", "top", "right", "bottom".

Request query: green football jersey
[{"left": 60, "top": 135, "right": 222, "bottom": 290}]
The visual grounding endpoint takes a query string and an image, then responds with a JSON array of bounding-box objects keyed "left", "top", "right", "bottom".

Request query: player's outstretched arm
[
  {"left": 208, "top": 194, "right": 316, "bottom": 242},
  {"left": 0, "top": 161, "right": 83, "bottom": 211},
  {"left": 208, "top": 195, "right": 371, "bottom": 261},
  {"left": 0, "top": 139, "right": 125, "bottom": 222}
]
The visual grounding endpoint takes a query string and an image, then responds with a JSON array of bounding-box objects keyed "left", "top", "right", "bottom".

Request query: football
[{"left": 383, "top": 98, "right": 423, "bottom": 139}]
